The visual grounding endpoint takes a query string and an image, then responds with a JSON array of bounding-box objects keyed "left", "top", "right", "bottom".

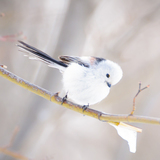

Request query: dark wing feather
[
  {"left": 59, "top": 56, "right": 89, "bottom": 68},
  {"left": 18, "top": 41, "right": 68, "bottom": 68},
  {"left": 93, "top": 57, "right": 105, "bottom": 64}
]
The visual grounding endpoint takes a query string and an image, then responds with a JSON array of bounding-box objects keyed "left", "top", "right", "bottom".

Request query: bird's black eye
[{"left": 106, "top": 73, "right": 110, "bottom": 78}]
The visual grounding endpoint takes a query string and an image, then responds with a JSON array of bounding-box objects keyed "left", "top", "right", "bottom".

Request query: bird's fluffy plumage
[{"left": 18, "top": 41, "right": 123, "bottom": 105}]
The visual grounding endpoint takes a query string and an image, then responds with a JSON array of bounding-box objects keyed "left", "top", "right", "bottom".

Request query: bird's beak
[{"left": 107, "top": 82, "right": 111, "bottom": 88}]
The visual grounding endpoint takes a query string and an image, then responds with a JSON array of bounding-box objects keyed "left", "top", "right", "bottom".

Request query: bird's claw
[
  {"left": 82, "top": 104, "right": 89, "bottom": 112},
  {"left": 61, "top": 94, "right": 67, "bottom": 105}
]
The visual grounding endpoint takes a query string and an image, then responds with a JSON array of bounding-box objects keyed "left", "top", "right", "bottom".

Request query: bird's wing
[
  {"left": 59, "top": 56, "right": 105, "bottom": 68},
  {"left": 59, "top": 56, "right": 90, "bottom": 67}
]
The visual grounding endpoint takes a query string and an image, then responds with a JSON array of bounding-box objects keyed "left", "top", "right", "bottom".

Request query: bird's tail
[{"left": 17, "top": 41, "right": 68, "bottom": 72}]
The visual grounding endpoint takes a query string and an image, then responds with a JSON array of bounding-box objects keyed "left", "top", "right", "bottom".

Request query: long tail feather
[{"left": 17, "top": 41, "right": 68, "bottom": 70}]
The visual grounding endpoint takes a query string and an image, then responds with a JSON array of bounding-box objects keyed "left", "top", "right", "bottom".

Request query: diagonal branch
[
  {"left": 0, "top": 147, "right": 29, "bottom": 160},
  {"left": 0, "top": 66, "right": 160, "bottom": 125}
]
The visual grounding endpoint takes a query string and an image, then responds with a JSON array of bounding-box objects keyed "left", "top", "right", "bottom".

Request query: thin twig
[
  {"left": 130, "top": 82, "right": 150, "bottom": 115},
  {"left": 0, "top": 66, "right": 159, "bottom": 125}
]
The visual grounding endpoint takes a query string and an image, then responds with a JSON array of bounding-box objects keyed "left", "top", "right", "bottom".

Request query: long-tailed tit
[{"left": 17, "top": 41, "right": 123, "bottom": 107}]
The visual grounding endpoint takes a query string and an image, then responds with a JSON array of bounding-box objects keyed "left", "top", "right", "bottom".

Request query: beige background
[{"left": 0, "top": 0, "right": 160, "bottom": 159}]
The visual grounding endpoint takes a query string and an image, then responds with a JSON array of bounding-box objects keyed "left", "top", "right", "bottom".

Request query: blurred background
[{"left": 0, "top": 0, "right": 160, "bottom": 159}]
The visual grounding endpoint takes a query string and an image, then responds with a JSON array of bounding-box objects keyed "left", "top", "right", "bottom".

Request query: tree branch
[
  {"left": 0, "top": 147, "right": 29, "bottom": 160},
  {"left": 0, "top": 66, "right": 160, "bottom": 125}
]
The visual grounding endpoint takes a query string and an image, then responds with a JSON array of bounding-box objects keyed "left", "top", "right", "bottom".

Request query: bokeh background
[{"left": 0, "top": 0, "right": 160, "bottom": 159}]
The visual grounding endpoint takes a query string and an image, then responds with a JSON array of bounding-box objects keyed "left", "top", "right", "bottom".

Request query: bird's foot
[
  {"left": 61, "top": 94, "right": 68, "bottom": 105},
  {"left": 82, "top": 104, "right": 89, "bottom": 112}
]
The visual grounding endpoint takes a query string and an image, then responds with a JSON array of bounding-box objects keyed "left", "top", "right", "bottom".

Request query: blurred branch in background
[
  {"left": 0, "top": 32, "right": 26, "bottom": 42},
  {"left": 0, "top": 148, "right": 29, "bottom": 160},
  {"left": 0, "top": 127, "right": 29, "bottom": 160},
  {"left": 0, "top": 13, "right": 5, "bottom": 17},
  {"left": 3, "top": 127, "right": 19, "bottom": 149}
]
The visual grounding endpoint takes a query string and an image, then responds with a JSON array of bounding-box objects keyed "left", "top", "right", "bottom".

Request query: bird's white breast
[{"left": 62, "top": 63, "right": 110, "bottom": 105}]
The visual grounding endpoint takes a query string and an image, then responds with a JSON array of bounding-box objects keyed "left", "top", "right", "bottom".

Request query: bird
[{"left": 17, "top": 41, "right": 123, "bottom": 109}]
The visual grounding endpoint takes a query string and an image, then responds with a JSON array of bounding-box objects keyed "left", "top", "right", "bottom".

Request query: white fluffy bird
[{"left": 18, "top": 41, "right": 123, "bottom": 108}]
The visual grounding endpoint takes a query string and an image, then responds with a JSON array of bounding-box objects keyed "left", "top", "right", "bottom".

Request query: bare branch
[
  {"left": 0, "top": 66, "right": 159, "bottom": 125},
  {"left": 130, "top": 82, "right": 150, "bottom": 115}
]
